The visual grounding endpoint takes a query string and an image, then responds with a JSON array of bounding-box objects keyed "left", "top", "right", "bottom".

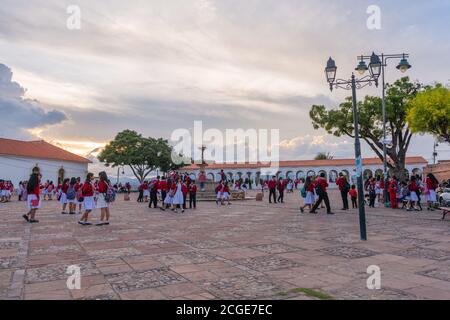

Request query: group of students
[
  {"left": 137, "top": 172, "right": 198, "bottom": 213},
  {"left": 334, "top": 172, "right": 442, "bottom": 212},
  {"left": 22, "top": 171, "right": 115, "bottom": 225},
  {"left": 0, "top": 180, "right": 14, "bottom": 203}
]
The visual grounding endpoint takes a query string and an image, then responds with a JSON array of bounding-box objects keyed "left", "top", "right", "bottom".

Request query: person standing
[
  {"left": 349, "top": 185, "right": 358, "bottom": 208},
  {"left": 189, "top": 181, "right": 197, "bottom": 209},
  {"left": 198, "top": 171, "right": 206, "bottom": 191},
  {"left": 60, "top": 178, "right": 70, "bottom": 214},
  {"left": 367, "top": 178, "right": 377, "bottom": 208},
  {"left": 96, "top": 171, "right": 111, "bottom": 226},
  {"left": 149, "top": 177, "right": 159, "bottom": 209},
  {"left": 407, "top": 176, "right": 421, "bottom": 211},
  {"left": 66, "top": 177, "right": 78, "bottom": 215},
  {"left": 310, "top": 172, "right": 333, "bottom": 214},
  {"left": 388, "top": 180, "right": 398, "bottom": 209},
  {"left": 425, "top": 173, "right": 439, "bottom": 211},
  {"left": 159, "top": 176, "right": 168, "bottom": 204},
  {"left": 220, "top": 170, "right": 226, "bottom": 183},
  {"left": 336, "top": 173, "right": 350, "bottom": 210},
  {"left": 277, "top": 178, "right": 285, "bottom": 203},
  {"left": 79, "top": 173, "right": 95, "bottom": 225},
  {"left": 268, "top": 176, "right": 277, "bottom": 204},
  {"left": 181, "top": 181, "right": 189, "bottom": 210},
  {"left": 23, "top": 173, "right": 41, "bottom": 223},
  {"left": 172, "top": 178, "right": 185, "bottom": 213}
]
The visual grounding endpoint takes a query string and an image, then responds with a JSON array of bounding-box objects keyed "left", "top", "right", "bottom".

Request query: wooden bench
[{"left": 439, "top": 207, "right": 450, "bottom": 220}]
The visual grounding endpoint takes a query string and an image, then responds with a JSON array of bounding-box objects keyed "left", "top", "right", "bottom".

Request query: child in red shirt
[{"left": 349, "top": 185, "right": 358, "bottom": 208}]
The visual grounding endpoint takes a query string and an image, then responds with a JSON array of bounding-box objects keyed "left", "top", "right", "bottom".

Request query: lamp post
[
  {"left": 325, "top": 55, "right": 381, "bottom": 241},
  {"left": 356, "top": 53, "right": 411, "bottom": 207}
]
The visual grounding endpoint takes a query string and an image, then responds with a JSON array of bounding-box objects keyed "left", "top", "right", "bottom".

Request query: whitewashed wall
[{"left": 0, "top": 155, "right": 89, "bottom": 186}]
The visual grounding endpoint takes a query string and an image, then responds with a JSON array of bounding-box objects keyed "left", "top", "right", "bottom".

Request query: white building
[
  {"left": 0, "top": 138, "right": 91, "bottom": 186},
  {"left": 182, "top": 157, "right": 428, "bottom": 188}
]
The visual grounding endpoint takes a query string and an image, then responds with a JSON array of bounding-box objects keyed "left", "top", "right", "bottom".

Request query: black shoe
[
  {"left": 29, "top": 219, "right": 39, "bottom": 223},
  {"left": 327, "top": 212, "right": 335, "bottom": 215},
  {"left": 61, "top": 211, "right": 68, "bottom": 215},
  {"left": 300, "top": 207, "right": 304, "bottom": 213},
  {"left": 103, "top": 222, "right": 110, "bottom": 225},
  {"left": 96, "top": 222, "right": 106, "bottom": 226},
  {"left": 69, "top": 212, "right": 76, "bottom": 215},
  {"left": 159, "top": 207, "right": 165, "bottom": 211},
  {"left": 22, "top": 214, "right": 29, "bottom": 222},
  {"left": 309, "top": 211, "right": 317, "bottom": 214},
  {"left": 78, "top": 221, "right": 85, "bottom": 225}
]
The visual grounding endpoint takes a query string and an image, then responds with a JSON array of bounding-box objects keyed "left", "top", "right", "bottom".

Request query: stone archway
[
  {"left": 207, "top": 173, "right": 215, "bottom": 181},
  {"left": 307, "top": 170, "right": 315, "bottom": 177}
]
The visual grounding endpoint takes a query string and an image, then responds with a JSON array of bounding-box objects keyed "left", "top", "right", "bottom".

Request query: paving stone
[
  {"left": 319, "top": 246, "right": 379, "bottom": 259},
  {"left": 106, "top": 267, "right": 187, "bottom": 292}
]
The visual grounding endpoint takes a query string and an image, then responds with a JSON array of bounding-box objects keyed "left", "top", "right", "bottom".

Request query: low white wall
[{"left": 0, "top": 155, "right": 88, "bottom": 186}]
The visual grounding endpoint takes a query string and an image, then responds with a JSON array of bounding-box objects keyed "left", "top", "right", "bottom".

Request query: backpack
[
  {"left": 66, "top": 185, "right": 76, "bottom": 200},
  {"left": 104, "top": 185, "right": 116, "bottom": 203},
  {"left": 300, "top": 186, "right": 307, "bottom": 198},
  {"left": 343, "top": 181, "right": 351, "bottom": 192}
]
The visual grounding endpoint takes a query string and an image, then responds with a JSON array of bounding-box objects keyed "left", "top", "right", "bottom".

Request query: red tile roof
[
  {"left": 0, "top": 138, "right": 91, "bottom": 164},
  {"left": 181, "top": 157, "right": 428, "bottom": 170}
]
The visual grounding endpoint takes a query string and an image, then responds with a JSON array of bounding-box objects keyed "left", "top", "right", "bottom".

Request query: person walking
[
  {"left": 23, "top": 173, "right": 41, "bottom": 223},
  {"left": 300, "top": 176, "right": 315, "bottom": 213},
  {"left": 310, "top": 172, "right": 333, "bottom": 214}
]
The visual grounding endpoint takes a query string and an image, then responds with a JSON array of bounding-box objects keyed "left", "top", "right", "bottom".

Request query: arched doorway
[
  {"left": 318, "top": 170, "right": 327, "bottom": 179},
  {"left": 307, "top": 170, "right": 315, "bottom": 177},
  {"left": 207, "top": 173, "right": 215, "bottom": 181},
  {"left": 374, "top": 169, "right": 383, "bottom": 179},
  {"left": 363, "top": 169, "right": 373, "bottom": 180},
  {"left": 58, "top": 167, "right": 65, "bottom": 184},
  {"left": 329, "top": 170, "right": 338, "bottom": 183}
]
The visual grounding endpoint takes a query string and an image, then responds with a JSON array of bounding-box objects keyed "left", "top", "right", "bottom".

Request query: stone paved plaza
[{"left": 0, "top": 190, "right": 449, "bottom": 300}]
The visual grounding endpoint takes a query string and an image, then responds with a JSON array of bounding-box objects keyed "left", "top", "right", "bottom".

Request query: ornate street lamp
[
  {"left": 324, "top": 57, "right": 380, "bottom": 241},
  {"left": 325, "top": 57, "right": 337, "bottom": 90},
  {"left": 396, "top": 54, "right": 412, "bottom": 72}
]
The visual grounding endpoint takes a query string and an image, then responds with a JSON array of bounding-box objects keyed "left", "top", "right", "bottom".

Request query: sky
[{"left": 0, "top": 0, "right": 449, "bottom": 166}]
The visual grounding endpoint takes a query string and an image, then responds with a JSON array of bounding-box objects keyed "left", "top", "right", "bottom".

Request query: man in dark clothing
[
  {"left": 336, "top": 172, "right": 350, "bottom": 210},
  {"left": 277, "top": 179, "right": 285, "bottom": 203},
  {"left": 268, "top": 176, "right": 277, "bottom": 203},
  {"left": 149, "top": 177, "right": 159, "bottom": 208},
  {"left": 310, "top": 172, "right": 334, "bottom": 214}
]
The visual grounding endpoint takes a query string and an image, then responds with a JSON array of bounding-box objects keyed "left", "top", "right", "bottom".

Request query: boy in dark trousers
[{"left": 189, "top": 181, "right": 197, "bottom": 209}]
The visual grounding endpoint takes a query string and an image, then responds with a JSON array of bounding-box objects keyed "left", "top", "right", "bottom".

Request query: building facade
[
  {"left": 182, "top": 157, "right": 428, "bottom": 188},
  {"left": 0, "top": 138, "right": 91, "bottom": 186}
]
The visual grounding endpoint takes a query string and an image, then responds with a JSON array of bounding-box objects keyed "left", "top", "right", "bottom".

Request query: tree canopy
[
  {"left": 310, "top": 77, "right": 422, "bottom": 178},
  {"left": 314, "top": 152, "right": 333, "bottom": 160},
  {"left": 98, "top": 130, "right": 186, "bottom": 183},
  {"left": 407, "top": 85, "right": 450, "bottom": 143}
]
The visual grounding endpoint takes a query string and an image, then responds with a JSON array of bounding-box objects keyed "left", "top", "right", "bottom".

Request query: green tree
[
  {"left": 314, "top": 152, "right": 333, "bottom": 160},
  {"left": 407, "top": 85, "right": 450, "bottom": 143},
  {"left": 98, "top": 130, "right": 183, "bottom": 182},
  {"left": 310, "top": 77, "right": 422, "bottom": 179}
]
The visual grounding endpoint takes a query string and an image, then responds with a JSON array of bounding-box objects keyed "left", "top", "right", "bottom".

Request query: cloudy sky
[{"left": 0, "top": 0, "right": 449, "bottom": 164}]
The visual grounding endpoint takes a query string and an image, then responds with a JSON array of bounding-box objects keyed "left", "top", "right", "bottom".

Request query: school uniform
[
  {"left": 221, "top": 186, "right": 230, "bottom": 200},
  {"left": 82, "top": 182, "right": 96, "bottom": 210},
  {"left": 60, "top": 182, "right": 69, "bottom": 204},
  {"left": 172, "top": 183, "right": 184, "bottom": 205},
  {"left": 426, "top": 178, "right": 437, "bottom": 203},
  {"left": 409, "top": 181, "right": 419, "bottom": 202},
  {"left": 96, "top": 180, "right": 109, "bottom": 208},
  {"left": 304, "top": 183, "right": 315, "bottom": 205},
  {"left": 189, "top": 185, "right": 197, "bottom": 209},
  {"left": 27, "top": 185, "right": 41, "bottom": 210}
]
